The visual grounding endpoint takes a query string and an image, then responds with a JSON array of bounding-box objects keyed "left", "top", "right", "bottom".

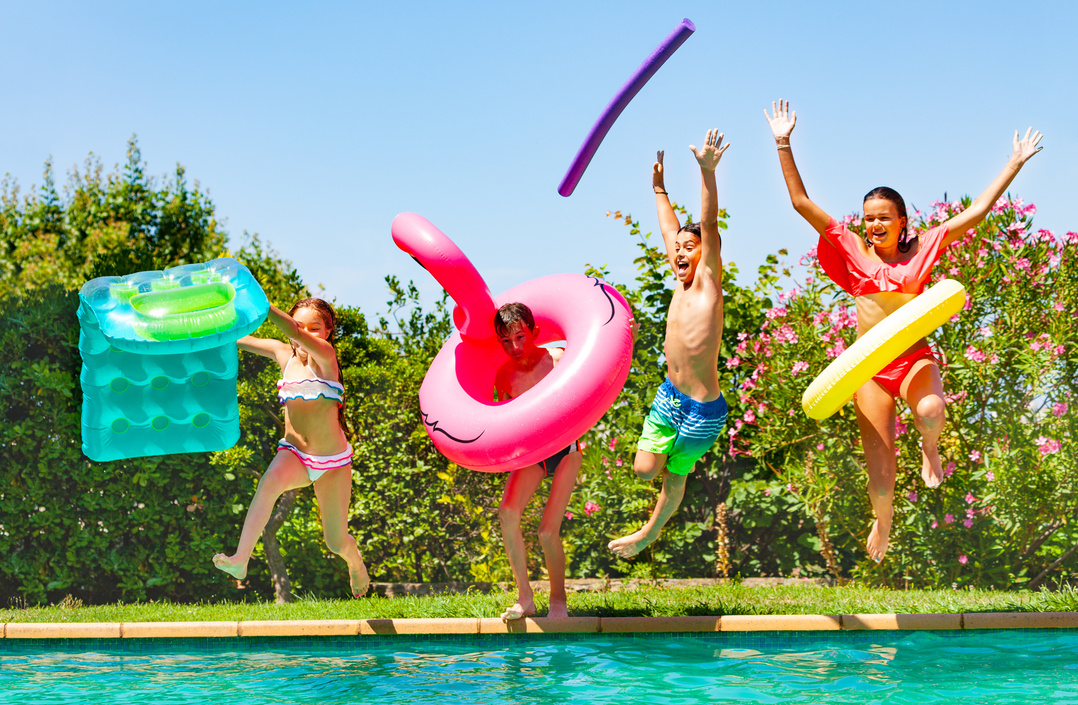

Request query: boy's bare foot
[
  {"left": 547, "top": 599, "right": 569, "bottom": 619},
  {"left": 608, "top": 529, "right": 654, "bottom": 559},
  {"left": 500, "top": 598, "right": 536, "bottom": 622},
  {"left": 921, "top": 442, "right": 944, "bottom": 489},
  {"left": 212, "top": 553, "right": 247, "bottom": 579},
  {"left": 349, "top": 557, "right": 370, "bottom": 598},
  {"left": 866, "top": 511, "right": 893, "bottom": 563}
]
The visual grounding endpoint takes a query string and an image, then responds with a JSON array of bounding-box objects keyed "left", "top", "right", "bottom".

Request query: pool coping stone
[{"left": 5, "top": 612, "right": 1078, "bottom": 638}]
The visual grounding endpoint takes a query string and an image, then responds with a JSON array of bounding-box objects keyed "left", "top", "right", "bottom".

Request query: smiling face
[
  {"left": 673, "top": 229, "right": 702, "bottom": 284},
  {"left": 862, "top": 198, "right": 907, "bottom": 250}
]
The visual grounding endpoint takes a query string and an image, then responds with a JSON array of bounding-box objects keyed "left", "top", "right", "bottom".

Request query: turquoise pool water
[{"left": 3, "top": 630, "right": 1078, "bottom": 703}]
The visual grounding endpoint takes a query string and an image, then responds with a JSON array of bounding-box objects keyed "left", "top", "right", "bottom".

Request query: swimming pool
[{"left": 4, "top": 630, "right": 1078, "bottom": 703}]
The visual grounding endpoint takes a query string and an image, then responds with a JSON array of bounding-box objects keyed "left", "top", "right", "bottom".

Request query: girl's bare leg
[
  {"left": 854, "top": 380, "right": 898, "bottom": 562},
  {"left": 900, "top": 359, "right": 947, "bottom": 489},
  {"left": 213, "top": 450, "right": 310, "bottom": 579},
  {"left": 537, "top": 451, "right": 581, "bottom": 618},
  {"left": 313, "top": 464, "right": 369, "bottom": 598},
  {"left": 498, "top": 465, "right": 546, "bottom": 620}
]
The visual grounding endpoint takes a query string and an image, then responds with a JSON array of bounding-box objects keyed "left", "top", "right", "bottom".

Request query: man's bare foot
[
  {"left": 866, "top": 512, "right": 893, "bottom": 563},
  {"left": 500, "top": 598, "right": 536, "bottom": 622},
  {"left": 348, "top": 557, "right": 370, "bottom": 598},
  {"left": 212, "top": 553, "right": 247, "bottom": 579},
  {"left": 547, "top": 599, "right": 569, "bottom": 619},
  {"left": 921, "top": 442, "right": 944, "bottom": 489},
  {"left": 608, "top": 529, "right": 655, "bottom": 559}
]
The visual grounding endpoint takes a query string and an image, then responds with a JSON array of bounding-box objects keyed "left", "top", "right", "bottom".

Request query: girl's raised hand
[
  {"left": 765, "top": 100, "right": 796, "bottom": 141},
  {"left": 1013, "top": 127, "right": 1044, "bottom": 165},
  {"left": 653, "top": 150, "right": 665, "bottom": 191},
  {"left": 689, "top": 129, "right": 729, "bottom": 171}
]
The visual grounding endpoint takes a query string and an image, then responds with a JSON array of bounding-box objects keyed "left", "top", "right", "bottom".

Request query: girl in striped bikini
[{"left": 213, "top": 298, "right": 369, "bottom": 597}]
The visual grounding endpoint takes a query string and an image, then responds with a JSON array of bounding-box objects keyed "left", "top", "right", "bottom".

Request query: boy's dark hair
[
  {"left": 863, "top": 186, "right": 912, "bottom": 253},
  {"left": 494, "top": 302, "right": 535, "bottom": 337}
]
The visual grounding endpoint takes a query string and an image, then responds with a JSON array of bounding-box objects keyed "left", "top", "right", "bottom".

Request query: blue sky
[{"left": 2, "top": 1, "right": 1074, "bottom": 319}]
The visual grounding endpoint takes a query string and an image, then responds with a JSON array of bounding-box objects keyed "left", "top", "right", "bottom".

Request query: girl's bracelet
[
  {"left": 654, "top": 190, "right": 668, "bottom": 195},
  {"left": 776, "top": 144, "right": 791, "bottom": 150}
]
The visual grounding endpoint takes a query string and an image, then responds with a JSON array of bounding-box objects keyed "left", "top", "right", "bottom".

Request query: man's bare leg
[
  {"left": 498, "top": 465, "right": 545, "bottom": 621},
  {"left": 608, "top": 469, "right": 688, "bottom": 559},
  {"left": 537, "top": 452, "right": 581, "bottom": 618}
]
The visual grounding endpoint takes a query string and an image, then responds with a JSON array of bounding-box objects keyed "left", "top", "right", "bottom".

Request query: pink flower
[
  {"left": 615, "top": 458, "right": 623, "bottom": 467},
  {"left": 969, "top": 450, "right": 982, "bottom": 462},
  {"left": 565, "top": 511, "right": 574, "bottom": 520},
  {"left": 744, "top": 409, "right": 756, "bottom": 424},
  {"left": 1037, "top": 437, "right": 1061, "bottom": 455},
  {"left": 959, "top": 555, "right": 968, "bottom": 564},
  {"left": 786, "top": 483, "right": 795, "bottom": 493},
  {"left": 763, "top": 488, "right": 771, "bottom": 497},
  {"left": 907, "top": 491, "right": 918, "bottom": 502},
  {"left": 945, "top": 514, "right": 955, "bottom": 523},
  {"left": 986, "top": 471, "right": 995, "bottom": 481},
  {"left": 726, "top": 357, "right": 741, "bottom": 368},
  {"left": 931, "top": 520, "right": 939, "bottom": 529},
  {"left": 945, "top": 461, "right": 956, "bottom": 477},
  {"left": 895, "top": 418, "right": 908, "bottom": 436},
  {"left": 608, "top": 437, "right": 617, "bottom": 451},
  {"left": 966, "top": 508, "right": 975, "bottom": 519},
  {"left": 791, "top": 360, "right": 809, "bottom": 375},
  {"left": 963, "top": 519, "right": 973, "bottom": 528},
  {"left": 965, "top": 492, "right": 976, "bottom": 504},
  {"left": 965, "top": 346, "right": 986, "bottom": 363},
  {"left": 602, "top": 456, "right": 610, "bottom": 465},
  {"left": 816, "top": 443, "right": 825, "bottom": 451},
  {"left": 584, "top": 501, "right": 599, "bottom": 516},
  {"left": 826, "top": 341, "right": 846, "bottom": 359},
  {"left": 765, "top": 306, "right": 788, "bottom": 320},
  {"left": 1053, "top": 402, "right": 1069, "bottom": 418},
  {"left": 1054, "top": 302, "right": 1065, "bottom": 312}
]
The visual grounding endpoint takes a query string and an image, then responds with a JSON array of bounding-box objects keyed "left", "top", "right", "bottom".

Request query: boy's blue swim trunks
[{"left": 637, "top": 377, "right": 728, "bottom": 475}]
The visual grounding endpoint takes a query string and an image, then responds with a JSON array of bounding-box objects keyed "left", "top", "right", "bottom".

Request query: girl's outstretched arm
[
  {"left": 941, "top": 128, "right": 1044, "bottom": 248},
  {"left": 764, "top": 100, "right": 831, "bottom": 239},
  {"left": 238, "top": 335, "right": 290, "bottom": 362},
  {"left": 266, "top": 305, "right": 339, "bottom": 373}
]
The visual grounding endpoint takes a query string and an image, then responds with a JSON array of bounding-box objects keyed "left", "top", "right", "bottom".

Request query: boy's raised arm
[
  {"left": 653, "top": 150, "right": 683, "bottom": 267},
  {"left": 690, "top": 128, "right": 728, "bottom": 281}
]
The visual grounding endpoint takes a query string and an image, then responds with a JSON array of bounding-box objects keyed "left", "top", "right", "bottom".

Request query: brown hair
[
  {"left": 494, "top": 302, "right": 535, "bottom": 338},
  {"left": 288, "top": 298, "right": 349, "bottom": 435}
]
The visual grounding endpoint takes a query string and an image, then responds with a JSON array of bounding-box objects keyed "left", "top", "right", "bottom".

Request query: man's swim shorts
[{"left": 637, "top": 377, "right": 728, "bottom": 475}]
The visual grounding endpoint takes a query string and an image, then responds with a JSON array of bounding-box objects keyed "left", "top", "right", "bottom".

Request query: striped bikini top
[{"left": 277, "top": 354, "right": 344, "bottom": 405}]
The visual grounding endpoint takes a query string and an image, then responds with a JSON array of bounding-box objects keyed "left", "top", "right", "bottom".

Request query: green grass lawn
[{"left": 4, "top": 584, "right": 1078, "bottom": 623}]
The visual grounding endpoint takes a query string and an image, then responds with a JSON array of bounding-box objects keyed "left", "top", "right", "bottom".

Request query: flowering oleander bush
[{"left": 727, "top": 196, "right": 1078, "bottom": 587}]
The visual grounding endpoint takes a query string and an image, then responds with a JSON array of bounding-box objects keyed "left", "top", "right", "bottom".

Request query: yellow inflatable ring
[{"left": 802, "top": 278, "right": 966, "bottom": 419}]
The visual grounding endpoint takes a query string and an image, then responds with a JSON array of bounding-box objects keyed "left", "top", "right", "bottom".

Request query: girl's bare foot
[
  {"left": 212, "top": 553, "right": 247, "bottom": 579},
  {"left": 608, "top": 529, "right": 655, "bottom": 559},
  {"left": 921, "top": 442, "right": 944, "bottom": 488},
  {"left": 349, "top": 557, "right": 370, "bottom": 598},
  {"left": 547, "top": 599, "right": 569, "bottom": 619},
  {"left": 866, "top": 510, "right": 893, "bottom": 563},
  {"left": 500, "top": 598, "right": 536, "bottom": 622}
]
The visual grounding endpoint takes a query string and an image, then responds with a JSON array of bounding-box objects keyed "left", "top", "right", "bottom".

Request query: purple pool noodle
[{"left": 557, "top": 18, "right": 696, "bottom": 197}]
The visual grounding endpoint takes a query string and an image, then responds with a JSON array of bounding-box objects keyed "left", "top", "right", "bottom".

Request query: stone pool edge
[{"left": 4, "top": 612, "right": 1078, "bottom": 638}]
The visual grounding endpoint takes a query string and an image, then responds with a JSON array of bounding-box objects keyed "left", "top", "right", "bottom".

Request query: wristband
[{"left": 654, "top": 190, "right": 668, "bottom": 195}]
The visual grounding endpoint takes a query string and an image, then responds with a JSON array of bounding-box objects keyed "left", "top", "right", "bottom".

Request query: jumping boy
[
  {"left": 608, "top": 128, "right": 730, "bottom": 559},
  {"left": 493, "top": 303, "right": 582, "bottom": 621}
]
